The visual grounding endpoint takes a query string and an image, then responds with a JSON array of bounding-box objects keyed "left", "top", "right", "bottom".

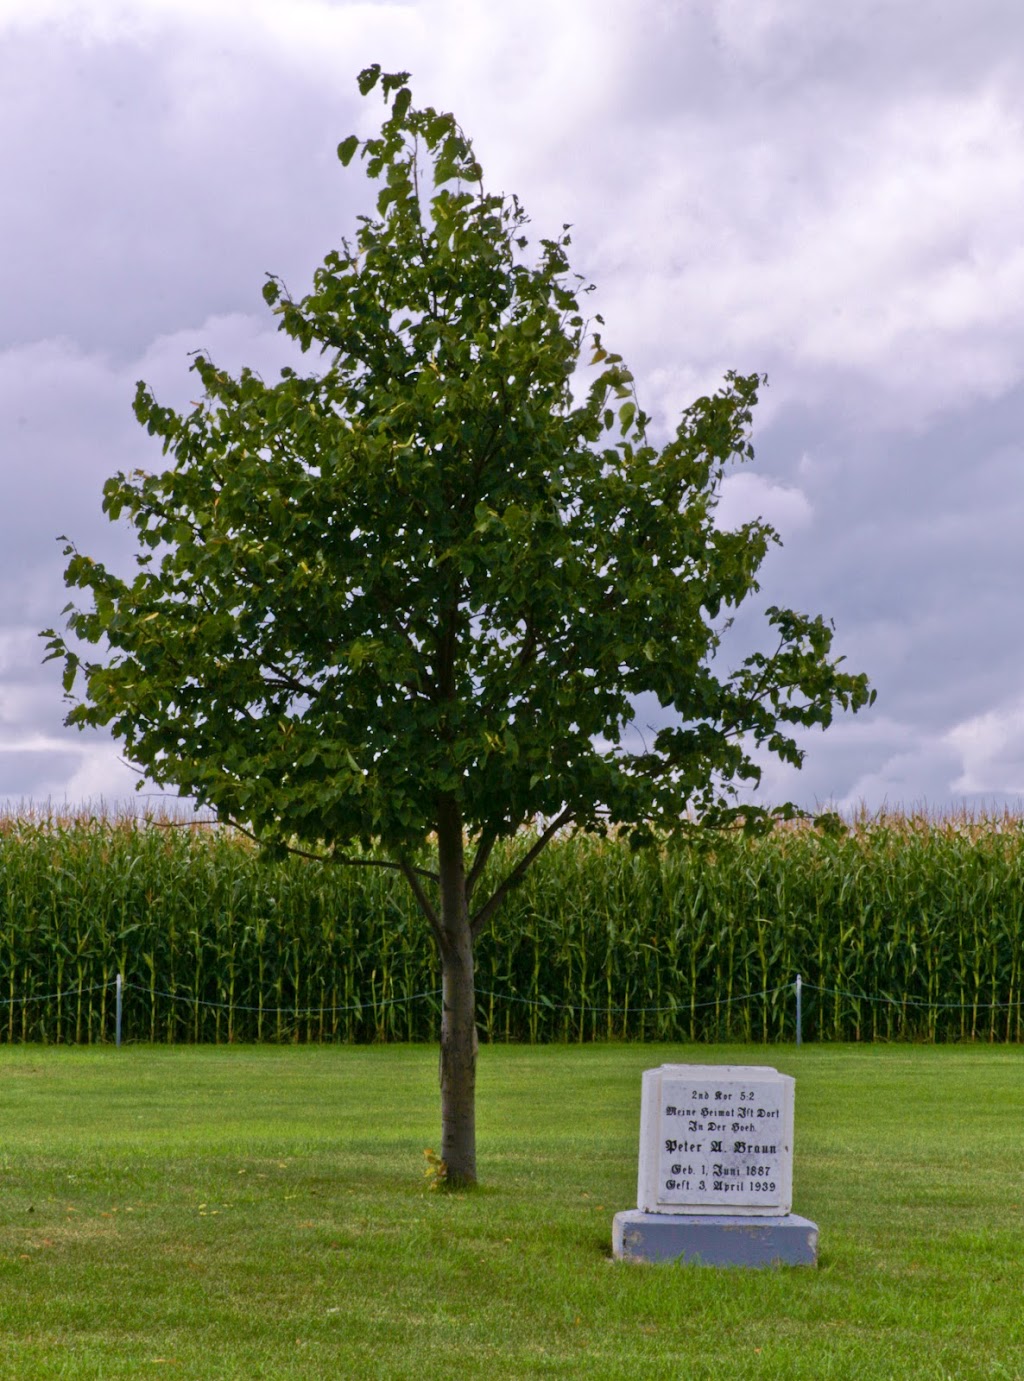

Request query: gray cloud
[{"left": 4, "top": 0, "right": 1024, "bottom": 816}]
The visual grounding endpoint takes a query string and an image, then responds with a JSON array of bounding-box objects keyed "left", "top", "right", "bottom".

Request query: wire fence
[
  {"left": 0, "top": 974, "right": 1021, "bottom": 1047},
  {"left": 4, "top": 816, "right": 1024, "bottom": 1043}
]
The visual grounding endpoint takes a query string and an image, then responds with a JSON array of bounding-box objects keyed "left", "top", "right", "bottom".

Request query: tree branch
[
  {"left": 465, "top": 828, "right": 497, "bottom": 902},
  {"left": 198, "top": 814, "right": 441, "bottom": 880},
  {"left": 477, "top": 618, "right": 541, "bottom": 717},
  {"left": 469, "top": 807, "right": 574, "bottom": 940},
  {"left": 398, "top": 852, "right": 445, "bottom": 951},
  {"left": 334, "top": 852, "right": 439, "bottom": 881},
  {"left": 262, "top": 659, "right": 314, "bottom": 696}
]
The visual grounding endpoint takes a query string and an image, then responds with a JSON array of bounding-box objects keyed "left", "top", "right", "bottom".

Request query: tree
[{"left": 44, "top": 66, "right": 873, "bottom": 1187}]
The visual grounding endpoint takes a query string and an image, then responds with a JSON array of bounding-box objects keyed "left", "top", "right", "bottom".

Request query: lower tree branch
[
  {"left": 211, "top": 814, "right": 440, "bottom": 881},
  {"left": 469, "top": 807, "right": 574, "bottom": 940},
  {"left": 465, "top": 828, "right": 497, "bottom": 902},
  {"left": 398, "top": 851, "right": 445, "bottom": 951}
]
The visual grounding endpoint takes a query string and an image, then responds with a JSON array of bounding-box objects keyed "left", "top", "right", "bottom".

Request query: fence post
[
  {"left": 116, "top": 973, "right": 123, "bottom": 1049},
  {"left": 795, "top": 974, "right": 802, "bottom": 1048}
]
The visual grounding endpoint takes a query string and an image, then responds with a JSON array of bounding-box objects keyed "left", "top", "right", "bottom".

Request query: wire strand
[
  {"left": 0, "top": 982, "right": 112, "bottom": 1008},
  {"left": 802, "top": 981, "right": 1019, "bottom": 1011},
  {"left": 474, "top": 984, "right": 791, "bottom": 1015},
  {"left": 0, "top": 976, "right": 1019, "bottom": 1022},
  {"left": 121, "top": 979, "right": 443, "bottom": 1017}
]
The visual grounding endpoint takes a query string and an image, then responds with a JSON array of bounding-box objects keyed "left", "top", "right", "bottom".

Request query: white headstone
[{"left": 637, "top": 1064, "right": 794, "bottom": 1217}]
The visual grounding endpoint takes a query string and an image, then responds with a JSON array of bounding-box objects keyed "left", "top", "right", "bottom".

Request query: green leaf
[
  {"left": 61, "top": 652, "right": 79, "bottom": 694},
  {"left": 337, "top": 134, "right": 359, "bottom": 167},
  {"left": 382, "top": 71, "right": 411, "bottom": 100}
]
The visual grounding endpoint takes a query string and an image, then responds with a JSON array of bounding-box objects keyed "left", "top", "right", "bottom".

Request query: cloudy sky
[{"left": 3, "top": 0, "right": 1023, "bottom": 817}]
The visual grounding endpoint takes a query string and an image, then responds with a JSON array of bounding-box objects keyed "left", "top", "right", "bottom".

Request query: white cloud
[
  {"left": 0, "top": 630, "right": 50, "bottom": 676},
  {"left": 715, "top": 471, "right": 812, "bottom": 535},
  {"left": 780, "top": 702, "right": 1024, "bottom": 814},
  {"left": 9, "top": 1, "right": 1024, "bottom": 424},
  {"left": 0, "top": 317, "right": 297, "bottom": 583},
  {"left": 3, "top": 0, "right": 1024, "bottom": 816},
  {"left": 947, "top": 699, "right": 1024, "bottom": 796},
  {"left": 0, "top": 737, "right": 149, "bottom": 812},
  {"left": 0, "top": 0, "right": 412, "bottom": 48},
  {"left": 599, "top": 82, "right": 1024, "bottom": 423},
  {"left": 51, "top": 741, "right": 148, "bottom": 805},
  {"left": 134, "top": 314, "right": 304, "bottom": 410}
]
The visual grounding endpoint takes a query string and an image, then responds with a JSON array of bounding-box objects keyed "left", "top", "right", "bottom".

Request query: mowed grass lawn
[{"left": 0, "top": 1044, "right": 1022, "bottom": 1379}]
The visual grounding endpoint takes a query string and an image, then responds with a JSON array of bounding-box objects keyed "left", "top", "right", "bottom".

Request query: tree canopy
[{"left": 44, "top": 66, "right": 873, "bottom": 1184}]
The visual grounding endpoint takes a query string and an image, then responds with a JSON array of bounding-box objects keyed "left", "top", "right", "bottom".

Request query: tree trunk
[{"left": 436, "top": 794, "right": 477, "bottom": 1187}]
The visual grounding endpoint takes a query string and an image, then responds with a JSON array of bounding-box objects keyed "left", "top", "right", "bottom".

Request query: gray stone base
[{"left": 612, "top": 1210, "right": 818, "bottom": 1268}]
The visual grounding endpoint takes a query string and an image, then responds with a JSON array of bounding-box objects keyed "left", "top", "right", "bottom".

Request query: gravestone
[{"left": 612, "top": 1064, "right": 818, "bottom": 1267}]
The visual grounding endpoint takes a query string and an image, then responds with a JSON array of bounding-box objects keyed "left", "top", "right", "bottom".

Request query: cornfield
[{"left": 1, "top": 806, "right": 1023, "bottom": 1044}]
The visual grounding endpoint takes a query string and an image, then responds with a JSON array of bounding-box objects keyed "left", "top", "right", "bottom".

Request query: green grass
[{"left": 0, "top": 1044, "right": 1022, "bottom": 1378}]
